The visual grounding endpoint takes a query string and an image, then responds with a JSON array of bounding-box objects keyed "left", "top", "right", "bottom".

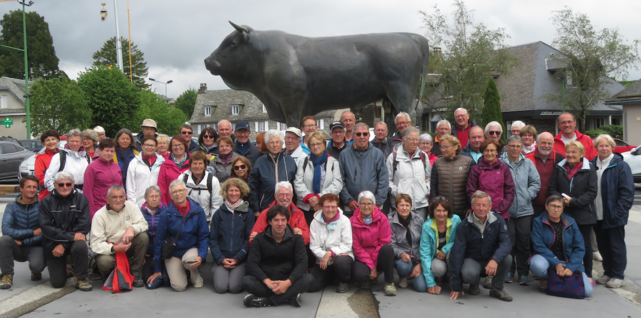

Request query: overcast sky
[{"left": 1, "top": 0, "right": 639, "bottom": 99}]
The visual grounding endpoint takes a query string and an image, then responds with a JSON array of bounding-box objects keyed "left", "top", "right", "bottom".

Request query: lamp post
[
  {"left": 100, "top": 1, "right": 124, "bottom": 71},
  {"left": 149, "top": 78, "right": 173, "bottom": 102}
]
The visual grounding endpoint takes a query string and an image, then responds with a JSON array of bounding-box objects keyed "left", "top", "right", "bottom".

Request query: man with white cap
[
  {"left": 284, "top": 127, "right": 308, "bottom": 164},
  {"left": 135, "top": 119, "right": 158, "bottom": 152}
]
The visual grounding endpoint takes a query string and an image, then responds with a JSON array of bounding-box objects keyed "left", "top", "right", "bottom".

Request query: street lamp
[
  {"left": 100, "top": 1, "right": 124, "bottom": 71},
  {"left": 149, "top": 78, "right": 173, "bottom": 102}
]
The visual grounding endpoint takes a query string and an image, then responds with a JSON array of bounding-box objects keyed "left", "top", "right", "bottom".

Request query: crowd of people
[{"left": 0, "top": 110, "right": 635, "bottom": 308}]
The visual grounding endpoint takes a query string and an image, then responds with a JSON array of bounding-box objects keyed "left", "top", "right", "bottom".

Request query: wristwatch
[{"left": 111, "top": 245, "right": 115, "bottom": 254}]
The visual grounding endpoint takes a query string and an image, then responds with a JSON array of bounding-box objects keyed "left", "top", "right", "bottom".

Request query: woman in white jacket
[
  {"left": 178, "top": 151, "right": 223, "bottom": 222},
  {"left": 44, "top": 129, "right": 91, "bottom": 193},
  {"left": 309, "top": 193, "right": 354, "bottom": 293},
  {"left": 126, "top": 136, "right": 165, "bottom": 208},
  {"left": 294, "top": 131, "right": 343, "bottom": 226},
  {"left": 386, "top": 127, "right": 431, "bottom": 219}
]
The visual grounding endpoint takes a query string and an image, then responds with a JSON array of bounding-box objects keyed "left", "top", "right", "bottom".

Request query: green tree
[
  {"left": 174, "top": 88, "right": 198, "bottom": 118},
  {"left": 133, "top": 89, "right": 188, "bottom": 135},
  {"left": 481, "top": 78, "right": 506, "bottom": 141},
  {"left": 29, "top": 77, "right": 91, "bottom": 136},
  {"left": 92, "top": 37, "right": 149, "bottom": 90},
  {"left": 77, "top": 65, "right": 140, "bottom": 137},
  {"left": 550, "top": 7, "right": 640, "bottom": 132},
  {"left": 420, "top": 0, "right": 519, "bottom": 123},
  {"left": 0, "top": 10, "right": 59, "bottom": 79}
]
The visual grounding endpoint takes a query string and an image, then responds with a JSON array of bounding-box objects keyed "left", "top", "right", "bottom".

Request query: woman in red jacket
[
  {"left": 34, "top": 130, "right": 60, "bottom": 199},
  {"left": 158, "top": 135, "right": 191, "bottom": 205}
]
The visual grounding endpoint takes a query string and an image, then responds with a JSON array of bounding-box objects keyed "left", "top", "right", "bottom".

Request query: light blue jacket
[
  {"left": 500, "top": 152, "right": 541, "bottom": 218},
  {"left": 419, "top": 214, "right": 461, "bottom": 288}
]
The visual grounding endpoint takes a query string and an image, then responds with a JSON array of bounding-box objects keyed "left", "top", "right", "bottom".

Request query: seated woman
[
  {"left": 140, "top": 185, "right": 169, "bottom": 288},
  {"left": 419, "top": 197, "right": 461, "bottom": 295},
  {"left": 350, "top": 191, "right": 396, "bottom": 296},
  {"left": 148, "top": 179, "right": 209, "bottom": 292},
  {"left": 530, "top": 195, "right": 593, "bottom": 297},
  {"left": 209, "top": 178, "right": 255, "bottom": 294},
  {"left": 389, "top": 194, "right": 426, "bottom": 291},
  {"left": 309, "top": 193, "right": 354, "bottom": 293}
]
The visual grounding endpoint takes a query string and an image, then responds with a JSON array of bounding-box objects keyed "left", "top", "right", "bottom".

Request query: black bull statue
[{"left": 205, "top": 22, "right": 429, "bottom": 128}]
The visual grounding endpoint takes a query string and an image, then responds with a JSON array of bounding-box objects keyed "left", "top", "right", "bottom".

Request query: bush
[{"left": 585, "top": 125, "right": 623, "bottom": 139}]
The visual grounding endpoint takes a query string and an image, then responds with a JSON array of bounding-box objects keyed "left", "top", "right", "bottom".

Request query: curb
[{"left": 0, "top": 279, "right": 76, "bottom": 318}]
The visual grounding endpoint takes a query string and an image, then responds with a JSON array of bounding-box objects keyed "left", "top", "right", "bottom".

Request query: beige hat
[
  {"left": 140, "top": 119, "right": 158, "bottom": 130},
  {"left": 286, "top": 127, "right": 302, "bottom": 137}
]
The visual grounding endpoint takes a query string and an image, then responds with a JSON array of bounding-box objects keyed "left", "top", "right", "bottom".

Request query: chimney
[{"left": 198, "top": 83, "right": 207, "bottom": 94}]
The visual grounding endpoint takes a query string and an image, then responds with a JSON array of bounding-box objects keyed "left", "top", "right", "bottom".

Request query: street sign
[{"left": 2, "top": 117, "right": 13, "bottom": 128}]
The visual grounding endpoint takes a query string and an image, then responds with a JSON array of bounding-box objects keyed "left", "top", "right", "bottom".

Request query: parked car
[
  {"left": 622, "top": 146, "right": 641, "bottom": 183},
  {"left": 20, "top": 139, "right": 43, "bottom": 153},
  {"left": 0, "top": 136, "right": 23, "bottom": 147},
  {"left": 613, "top": 138, "right": 636, "bottom": 154},
  {"left": 0, "top": 141, "right": 33, "bottom": 181},
  {"left": 18, "top": 154, "right": 36, "bottom": 180}
]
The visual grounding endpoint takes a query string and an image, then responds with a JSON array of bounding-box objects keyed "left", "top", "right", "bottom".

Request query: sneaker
[
  {"left": 468, "top": 284, "right": 480, "bottom": 295},
  {"left": 288, "top": 293, "right": 302, "bottom": 307},
  {"left": 518, "top": 275, "right": 529, "bottom": 286},
  {"left": 193, "top": 276, "right": 204, "bottom": 288},
  {"left": 489, "top": 287, "right": 513, "bottom": 302},
  {"left": 504, "top": 272, "right": 514, "bottom": 283},
  {"left": 483, "top": 276, "right": 492, "bottom": 289},
  {"left": 596, "top": 275, "right": 611, "bottom": 285},
  {"left": 592, "top": 252, "right": 603, "bottom": 261},
  {"left": 243, "top": 294, "right": 271, "bottom": 307},
  {"left": 539, "top": 279, "right": 547, "bottom": 293},
  {"left": 132, "top": 276, "right": 144, "bottom": 288},
  {"left": 31, "top": 273, "right": 42, "bottom": 281},
  {"left": 384, "top": 283, "right": 397, "bottom": 296},
  {"left": 0, "top": 274, "right": 13, "bottom": 289},
  {"left": 336, "top": 282, "right": 349, "bottom": 293},
  {"left": 606, "top": 278, "right": 625, "bottom": 289},
  {"left": 398, "top": 277, "right": 408, "bottom": 288},
  {"left": 75, "top": 279, "right": 92, "bottom": 291}
]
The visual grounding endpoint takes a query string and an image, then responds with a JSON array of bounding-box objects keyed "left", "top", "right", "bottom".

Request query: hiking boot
[
  {"left": 31, "top": 273, "right": 42, "bottom": 281},
  {"left": 505, "top": 272, "right": 514, "bottom": 283},
  {"left": 398, "top": 277, "right": 408, "bottom": 288},
  {"left": 0, "top": 274, "right": 13, "bottom": 289},
  {"left": 132, "top": 276, "right": 144, "bottom": 288},
  {"left": 606, "top": 278, "right": 625, "bottom": 289},
  {"left": 596, "top": 275, "right": 611, "bottom": 285},
  {"left": 489, "top": 287, "right": 513, "bottom": 302},
  {"left": 75, "top": 278, "right": 92, "bottom": 291},
  {"left": 66, "top": 265, "right": 75, "bottom": 278},
  {"left": 483, "top": 276, "right": 492, "bottom": 289},
  {"left": 243, "top": 294, "right": 271, "bottom": 307},
  {"left": 289, "top": 293, "right": 302, "bottom": 307},
  {"left": 336, "top": 282, "right": 349, "bottom": 293},
  {"left": 518, "top": 275, "right": 530, "bottom": 286},
  {"left": 539, "top": 279, "right": 547, "bottom": 293},
  {"left": 384, "top": 283, "right": 397, "bottom": 296},
  {"left": 468, "top": 284, "right": 480, "bottom": 295}
]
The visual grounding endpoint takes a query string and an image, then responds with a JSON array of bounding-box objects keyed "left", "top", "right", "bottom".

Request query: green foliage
[
  {"left": 618, "top": 80, "right": 636, "bottom": 87},
  {"left": 134, "top": 89, "right": 188, "bottom": 135},
  {"left": 585, "top": 125, "right": 623, "bottom": 139},
  {"left": 92, "top": 37, "right": 149, "bottom": 90},
  {"left": 584, "top": 129, "right": 606, "bottom": 139},
  {"left": 0, "top": 10, "right": 59, "bottom": 79},
  {"left": 174, "top": 89, "right": 198, "bottom": 119},
  {"left": 28, "top": 77, "right": 91, "bottom": 136},
  {"left": 481, "top": 78, "right": 506, "bottom": 141},
  {"left": 77, "top": 65, "right": 140, "bottom": 137}
]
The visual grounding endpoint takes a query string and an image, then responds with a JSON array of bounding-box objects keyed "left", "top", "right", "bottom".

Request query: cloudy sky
[{"left": 2, "top": 0, "right": 639, "bottom": 99}]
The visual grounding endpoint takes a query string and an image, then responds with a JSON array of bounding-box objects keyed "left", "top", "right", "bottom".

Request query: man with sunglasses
[
  {"left": 338, "top": 122, "right": 388, "bottom": 216},
  {"left": 485, "top": 121, "right": 505, "bottom": 151},
  {"left": 552, "top": 112, "right": 597, "bottom": 160},
  {"left": 179, "top": 124, "right": 200, "bottom": 154},
  {"left": 39, "top": 171, "right": 92, "bottom": 291}
]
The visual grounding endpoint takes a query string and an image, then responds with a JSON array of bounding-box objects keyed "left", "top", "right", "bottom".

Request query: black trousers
[
  {"left": 309, "top": 255, "right": 353, "bottom": 292},
  {"left": 46, "top": 241, "right": 89, "bottom": 288},
  {"left": 142, "top": 255, "right": 154, "bottom": 282},
  {"left": 532, "top": 205, "right": 546, "bottom": 219},
  {"left": 577, "top": 224, "right": 594, "bottom": 278},
  {"left": 352, "top": 244, "right": 395, "bottom": 284},
  {"left": 242, "top": 274, "right": 313, "bottom": 306},
  {"left": 594, "top": 221, "right": 626, "bottom": 279},
  {"left": 508, "top": 215, "right": 533, "bottom": 277}
]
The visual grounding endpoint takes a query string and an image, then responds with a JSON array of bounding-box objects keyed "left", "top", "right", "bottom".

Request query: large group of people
[{"left": 0, "top": 110, "right": 635, "bottom": 309}]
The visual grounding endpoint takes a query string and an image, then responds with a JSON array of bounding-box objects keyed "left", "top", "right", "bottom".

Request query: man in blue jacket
[
  {"left": 449, "top": 190, "right": 513, "bottom": 302},
  {"left": 0, "top": 176, "right": 45, "bottom": 289}
]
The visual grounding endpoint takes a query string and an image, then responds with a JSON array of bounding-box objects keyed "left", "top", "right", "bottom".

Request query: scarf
[
  {"left": 522, "top": 141, "right": 536, "bottom": 154},
  {"left": 362, "top": 213, "right": 373, "bottom": 225},
  {"left": 218, "top": 152, "right": 233, "bottom": 165},
  {"left": 399, "top": 214, "right": 412, "bottom": 248},
  {"left": 142, "top": 154, "right": 156, "bottom": 168},
  {"left": 116, "top": 148, "right": 134, "bottom": 181},
  {"left": 236, "top": 141, "right": 249, "bottom": 154},
  {"left": 310, "top": 152, "right": 328, "bottom": 194},
  {"left": 172, "top": 153, "right": 187, "bottom": 168},
  {"left": 225, "top": 199, "right": 244, "bottom": 211},
  {"left": 566, "top": 161, "right": 583, "bottom": 180}
]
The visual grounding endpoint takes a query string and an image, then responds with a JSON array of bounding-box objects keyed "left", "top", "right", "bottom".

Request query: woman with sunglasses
[
  {"left": 210, "top": 136, "right": 239, "bottom": 183},
  {"left": 198, "top": 127, "right": 219, "bottom": 161},
  {"left": 230, "top": 156, "right": 252, "bottom": 183},
  {"left": 158, "top": 136, "right": 191, "bottom": 205}
]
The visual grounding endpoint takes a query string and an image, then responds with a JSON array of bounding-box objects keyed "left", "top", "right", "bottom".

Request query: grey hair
[
  {"left": 374, "top": 121, "right": 388, "bottom": 131},
  {"left": 471, "top": 190, "right": 492, "bottom": 206},
  {"left": 419, "top": 133, "right": 433, "bottom": 143},
  {"left": 265, "top": 129, "right": 284, "bottom": 143},
  {"left": 144, "top": 185, "right": 161, "bottom": 198},
  {"left": 354, "top": 122, "right": 369, "bottom": 131},
  {"left": 454, "top": 108, "right": 468, "bottom": 116},
  {"left": 53, "top": 171, "right": 74, "bottom": 184},
  {"left": 107, "top": 184, "right": 125, "bottom": 198},
  {"left": 358, "top": 191, "right": 376, "bottom": 205},
  {"left": 67, "top": 128, "right": 82, "bottom": 139},
  {"left": 395, "top": 112, "right": 411, "bottom": 123},
  {"left": 274, "top": 181, "right": 293, "bottom": 194},
  {"left": 484, "top": 121, "right": 503, "bottom": 134},
  {"left": 593, "top": 134, "right": 616, "bottom": 148},
  {"left": 402, "top": 127, "right": 420, "bottom": 139},
  {"left": 511, "top": 121, "right": 525, "bottom": 130},
  {"left": 93, "top": 126, "right": 105, "bottom": 133},
  {"left": 436, "top": 119, "right": 451, "bottom": 130},
  {"left": 506, "top": 135, "right": 523, "bottom": 145},
  {"left": 82, "top": 129, "right": 99, "bottom": 143},
  {"left": 169, "top": 179, "right": 186, "bottom": 192}
]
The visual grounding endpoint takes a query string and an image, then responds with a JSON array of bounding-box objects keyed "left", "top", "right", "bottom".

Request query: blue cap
[{"left": 235, "top": 120, "right": 250, "bottom": 131}]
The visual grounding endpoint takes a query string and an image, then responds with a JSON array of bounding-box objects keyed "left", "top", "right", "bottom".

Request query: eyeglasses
[
  {"left": 171, "top": 189, "right": 186, "bottom": 195},
  {"left": 360, "top": 202, "right": 374, "bottom": 207},
  {"left": 202, "top": 135, "right": 215, "bottom": 139},
  {"left": 404, "top": 138, "right": 419, "bottom": 142},
  {"left": 440, "top": 145, "right": 452, "bottom": 150},
  {"left": 419, "top": 142, "right": 432, "bottom": 146},
  {"left": 57, "top": 182, "right": 73, "bottom": 188},
  {"left": 323, "top": 205, "right": 338, "bottom": 209},
  {"left": 285, "top": 136, "right": 299, "bottom": 141},
  {"left": 488, "top": 131, "right": 501, "bottom": 136},
  {"left": 559, "top": 120, "right": 574, "bottom": 125},
  {"left": 233, "top": 164, "right": 247, "bottom": 170},
  {"left": 455, "top": 114, "right": 467, "bottom": 118},
  {"left": 172, "top": 144, "right": 184, "bottom": 149},
  {"left": 219, "top": 144, "right": 232, "bottom": 149},
  {"left": 396, "top": 121, "right": 410, "bottom": 126},
  {"left": 302, "top": 125, "right": 317, "bottom": 129},
  {"left": 507, "top": 144, "right": 522, "bottom": 148},
  {"left": 143, "top": 144, "right": 156, "bottom": 148},
  {"left": 109, "top": 195, "right": 126, "bottom": 200},
  {"left": 181, "top": 131, "right": 193, "bottom": 135},
  {"left": 473, "top": 203, "right": 491, "bottom": 208},
  {"left": 310, "top": 142, "right": 324, "bottom": 148},
  {"left": 355, "top": 132, "right": 369, "bottom": 137},
  {"left": 548, "top": 204, "right": 563, "bottom": 210}
]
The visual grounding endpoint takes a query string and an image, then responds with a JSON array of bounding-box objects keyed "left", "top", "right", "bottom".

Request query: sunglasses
[
  {"left": 433, "top": 196, "right": 449, "bottom": 201},
  {"left": 58, "top": 182, "right": 73, "bottom": 188},
  {"left": 488, "top": 131, "right": 501, "bottom": 136},
  {"left": 181, "top": 131, "right": 193, "bottom": 135},
  {"left": 202, "top": 135, "right": 214, "bottom": 139},
  {"left": 234, "top": 164, "right": 247, "bottom": 170},
  {"left": 355, "top": 132, "right": 369, "bottom": 137}
]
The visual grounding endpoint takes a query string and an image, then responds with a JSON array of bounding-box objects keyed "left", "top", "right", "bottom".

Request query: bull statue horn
[{"left": 229, "top": 21, "right": 251, "bottom": 41}]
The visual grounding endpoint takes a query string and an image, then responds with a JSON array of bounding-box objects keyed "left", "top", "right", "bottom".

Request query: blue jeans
[
  {"left": 529, "top": 254, "right": 593, "bottom": 297},
  {"left": 395, "top": 259, "right": 427, "bottom": 292}
]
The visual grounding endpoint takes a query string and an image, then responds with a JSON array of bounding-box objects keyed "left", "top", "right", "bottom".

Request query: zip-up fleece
[
  {"left": 548, "top": 158, "right": 597, "bottom": 225},
  {"left": 209, "top": 202, "right": 255, "bottom": 264}
]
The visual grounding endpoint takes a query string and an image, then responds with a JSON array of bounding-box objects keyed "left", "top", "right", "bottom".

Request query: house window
[
  {"left": 594, "top": 118, "right": 606, "bottom": 129},
  {"left": 262, "top": 105, "right": 267, "bottom": 113},
  {"left": 259, "top": 121, "right": 267, "bottom": 132},
  {"left": 204, "top": 106, "right": 211, "bottom": 117},
  {"left": 318, "top": 119, "right": 324, "bottom": 130},
  {"left": 231, "top": 104, "right": 240, "bottom": 115},
  {"left": 0, "top": 95, "right": 7, "bottom": 109},
  {"left": 198, "top": 125, "right": 202, "bottom": 134},
  {"left": 255, "top": 122, "right": 259, "bottom": 132},
  {"left": 280, "top": 123, "right": 287, "bottom": 131},
  {"left": 232, "top": 123, "right": 236, "bottom": 130}
]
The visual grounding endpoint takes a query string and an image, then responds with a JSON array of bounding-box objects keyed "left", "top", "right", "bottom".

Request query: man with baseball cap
[
  {"left": 233, "top": 120, "right": 262, "bottom": 165},
  {"left": 326, "top": 121, "right": 347, "bottom": 159},
  {"left": 135, "top": 119, "right": 158, "bottom": 151},
  {"left": 284, "top": 127, "right": 308, "bottom": 164}
]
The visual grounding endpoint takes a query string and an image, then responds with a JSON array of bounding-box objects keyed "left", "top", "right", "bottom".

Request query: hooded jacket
[
  {"left": 158, "top": 154, "right": 191, "bottom": 205},
  {"left": 35, "top": 148, "right": 58, "bottom": 199},
  {"left": 553, "top": 130, "right": 598, "bottom": 160},
  {"left": 339, "top": 143, "right": 389, "bottom": 207},
  {"left": 466, "top": 157, "right": 515, "bottom": 219},
  {"left": 246, "top": 225, "right": 308, "bottom": 284},
  {"left": 233, "top": 140, "right": 262, "bottom": 166},
  {"left": 430, "top": 155, "right": 474, "bottom": 218},
  {"left": 294, "top": 154, "right": 343, "bottom": 211},
  {"left": 199, "top": 142, "right": 219, "bottom": 156},
  {"left": 387, "top": 148, "right": 431, "bottom": 209},
  {"left": 350, "top": 207, "right": 392, "bottom": 269},
  {"left": 251, "top": 201, "right": 310, "bottom": 245},
  {"left": 309, "top": 208, "right": 354, "bottom": 264},
  {"left": 248, "top": 152, "right": 297, "bottom": 212},
  {"left": 83, "top": 157, "right": 123, "bottom": 218},
  {"left": 590, "top": 153, "right": 635, "bottom": 229},
  {"left": 2, "top": 195, "right": 42, "bottom": 247},
  {"left": 389, "top": 211, "right": 424, "bottom": 259},
  {"left": 500, "top": 152, "right": 541, "bottom": 218},
  {"left": 178, "top": 170, "right": 223, "bottom": 222},
  {"left": 531, "top": 212, "right": 585, "bottom": 272},
  {"left": 141, "top": 201, "right": 167, "bottom": 255},
  {"left": 209, "top": 152, "right": 239, "bottom": 183},
  {"left": 153, "top": 198, "right": 210, "bottom": 273},
  {"left": 449, "top": 211, "right": 511, "bottom": 292},
  {"left": 209, "top": 201, "right": 255, "bottom": 264},
  {"left": 38, "top": 189, "right": 91, "bottom": 259},
  {"left": 44, "top": 147, "right": 90, "bottom": 191},
  {"left": 90, "top": 201, "right": 148, "bottom": 255},
  {"left": 419, "top": 215, "right": 461, "bottom": 288},
  {"left": 548, "top": 158, "right": 598, "bottom": 225},
  {"left": 126, "top": 152, "right": 165, "bottom": 208},
  {"left": 525, "top": 149, "right": 565, "bottom": 206}
]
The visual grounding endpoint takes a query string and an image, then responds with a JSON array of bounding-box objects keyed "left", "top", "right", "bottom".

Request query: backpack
[
  {"left": 58, "top": 150, "right": 91, "bottom": 172},
  {"left": 183, "top": 173, "right": 213, "bottom": 194},
  {"left": 392, "top": 151, "right": 426, "bottom": 180}
]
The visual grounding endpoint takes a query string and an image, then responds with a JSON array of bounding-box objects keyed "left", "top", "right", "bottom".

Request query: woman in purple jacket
[{"left": 82, "top": 139, "right": 123, "bottom": 219}]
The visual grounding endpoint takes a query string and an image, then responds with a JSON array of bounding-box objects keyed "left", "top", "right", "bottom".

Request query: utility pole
[{"left": 114, "top": 0, "right": 124, "bottom": 71}]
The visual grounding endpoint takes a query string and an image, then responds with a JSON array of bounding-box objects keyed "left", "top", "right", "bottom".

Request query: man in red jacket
[
  {"left": 249, "top": 182, "right": 310, "bottom": 245},
  {"left": 553, "top": 113, "right": 597, "bottom": 160},
  {"left": 525, "top": 132, "right": 565, "bottom": 218}
]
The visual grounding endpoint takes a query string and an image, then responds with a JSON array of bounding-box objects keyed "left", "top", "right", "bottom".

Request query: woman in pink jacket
[
  {"left": 350, "top": 191, "right": 396, "bottom": 296},
  {"left": 158, "top": 136, "right": 191, "bottom": 205},
  {"left": 83, "top": 139, "right": 123, "bottom": 218}
]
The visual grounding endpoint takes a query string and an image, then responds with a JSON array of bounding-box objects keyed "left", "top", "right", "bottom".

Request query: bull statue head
[{"left": 229, "top": 21, "right": 251, "bottom": 42}]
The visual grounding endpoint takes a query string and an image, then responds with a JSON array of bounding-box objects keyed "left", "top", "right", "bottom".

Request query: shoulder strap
[
  {"left": 302, "top": 156, "right": 310, "bottom": 174},
  {"left": 85, "top": 153, "right": 91, "bottom": 164},
  {"left": 58, "top": 151, "right": 67, "bottom": 172},
  {"left": 182, "top": 174, "right": 189, "bottom": 184},
  {"left": 392, "top": 152, "right": 398, "bottom": 180},
  {"left": 206, "top": 173, "right": 213, "bottom": 194},
  {"left": 174, "top": 213, "right": 186, "bottom": 242}
]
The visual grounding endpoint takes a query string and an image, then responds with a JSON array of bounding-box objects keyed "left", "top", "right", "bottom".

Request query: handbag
[
  {"left": 161, "top": 213, "right": 185, "bottom": 259},
  {"left": 546, "top": 269, "right": 586, "bottom": 299}
]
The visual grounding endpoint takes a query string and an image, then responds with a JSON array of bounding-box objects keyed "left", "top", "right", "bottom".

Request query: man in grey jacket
[{"left": 338, "top": 123, "right": 388, "bottom": 216}]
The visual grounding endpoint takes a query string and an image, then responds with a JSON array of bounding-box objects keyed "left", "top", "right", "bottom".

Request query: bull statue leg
[{"left": 384, "top": 81, "right": 417, "bottom": 130}]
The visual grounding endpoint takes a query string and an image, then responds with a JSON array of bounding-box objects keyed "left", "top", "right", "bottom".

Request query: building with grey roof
[{"left": 606, "top": 79, "right": 641, "bottom": 145}]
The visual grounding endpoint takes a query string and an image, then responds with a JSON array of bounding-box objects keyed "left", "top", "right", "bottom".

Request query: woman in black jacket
[{"left": 548, "top": 141, "right": 598, "bottom": 283}]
